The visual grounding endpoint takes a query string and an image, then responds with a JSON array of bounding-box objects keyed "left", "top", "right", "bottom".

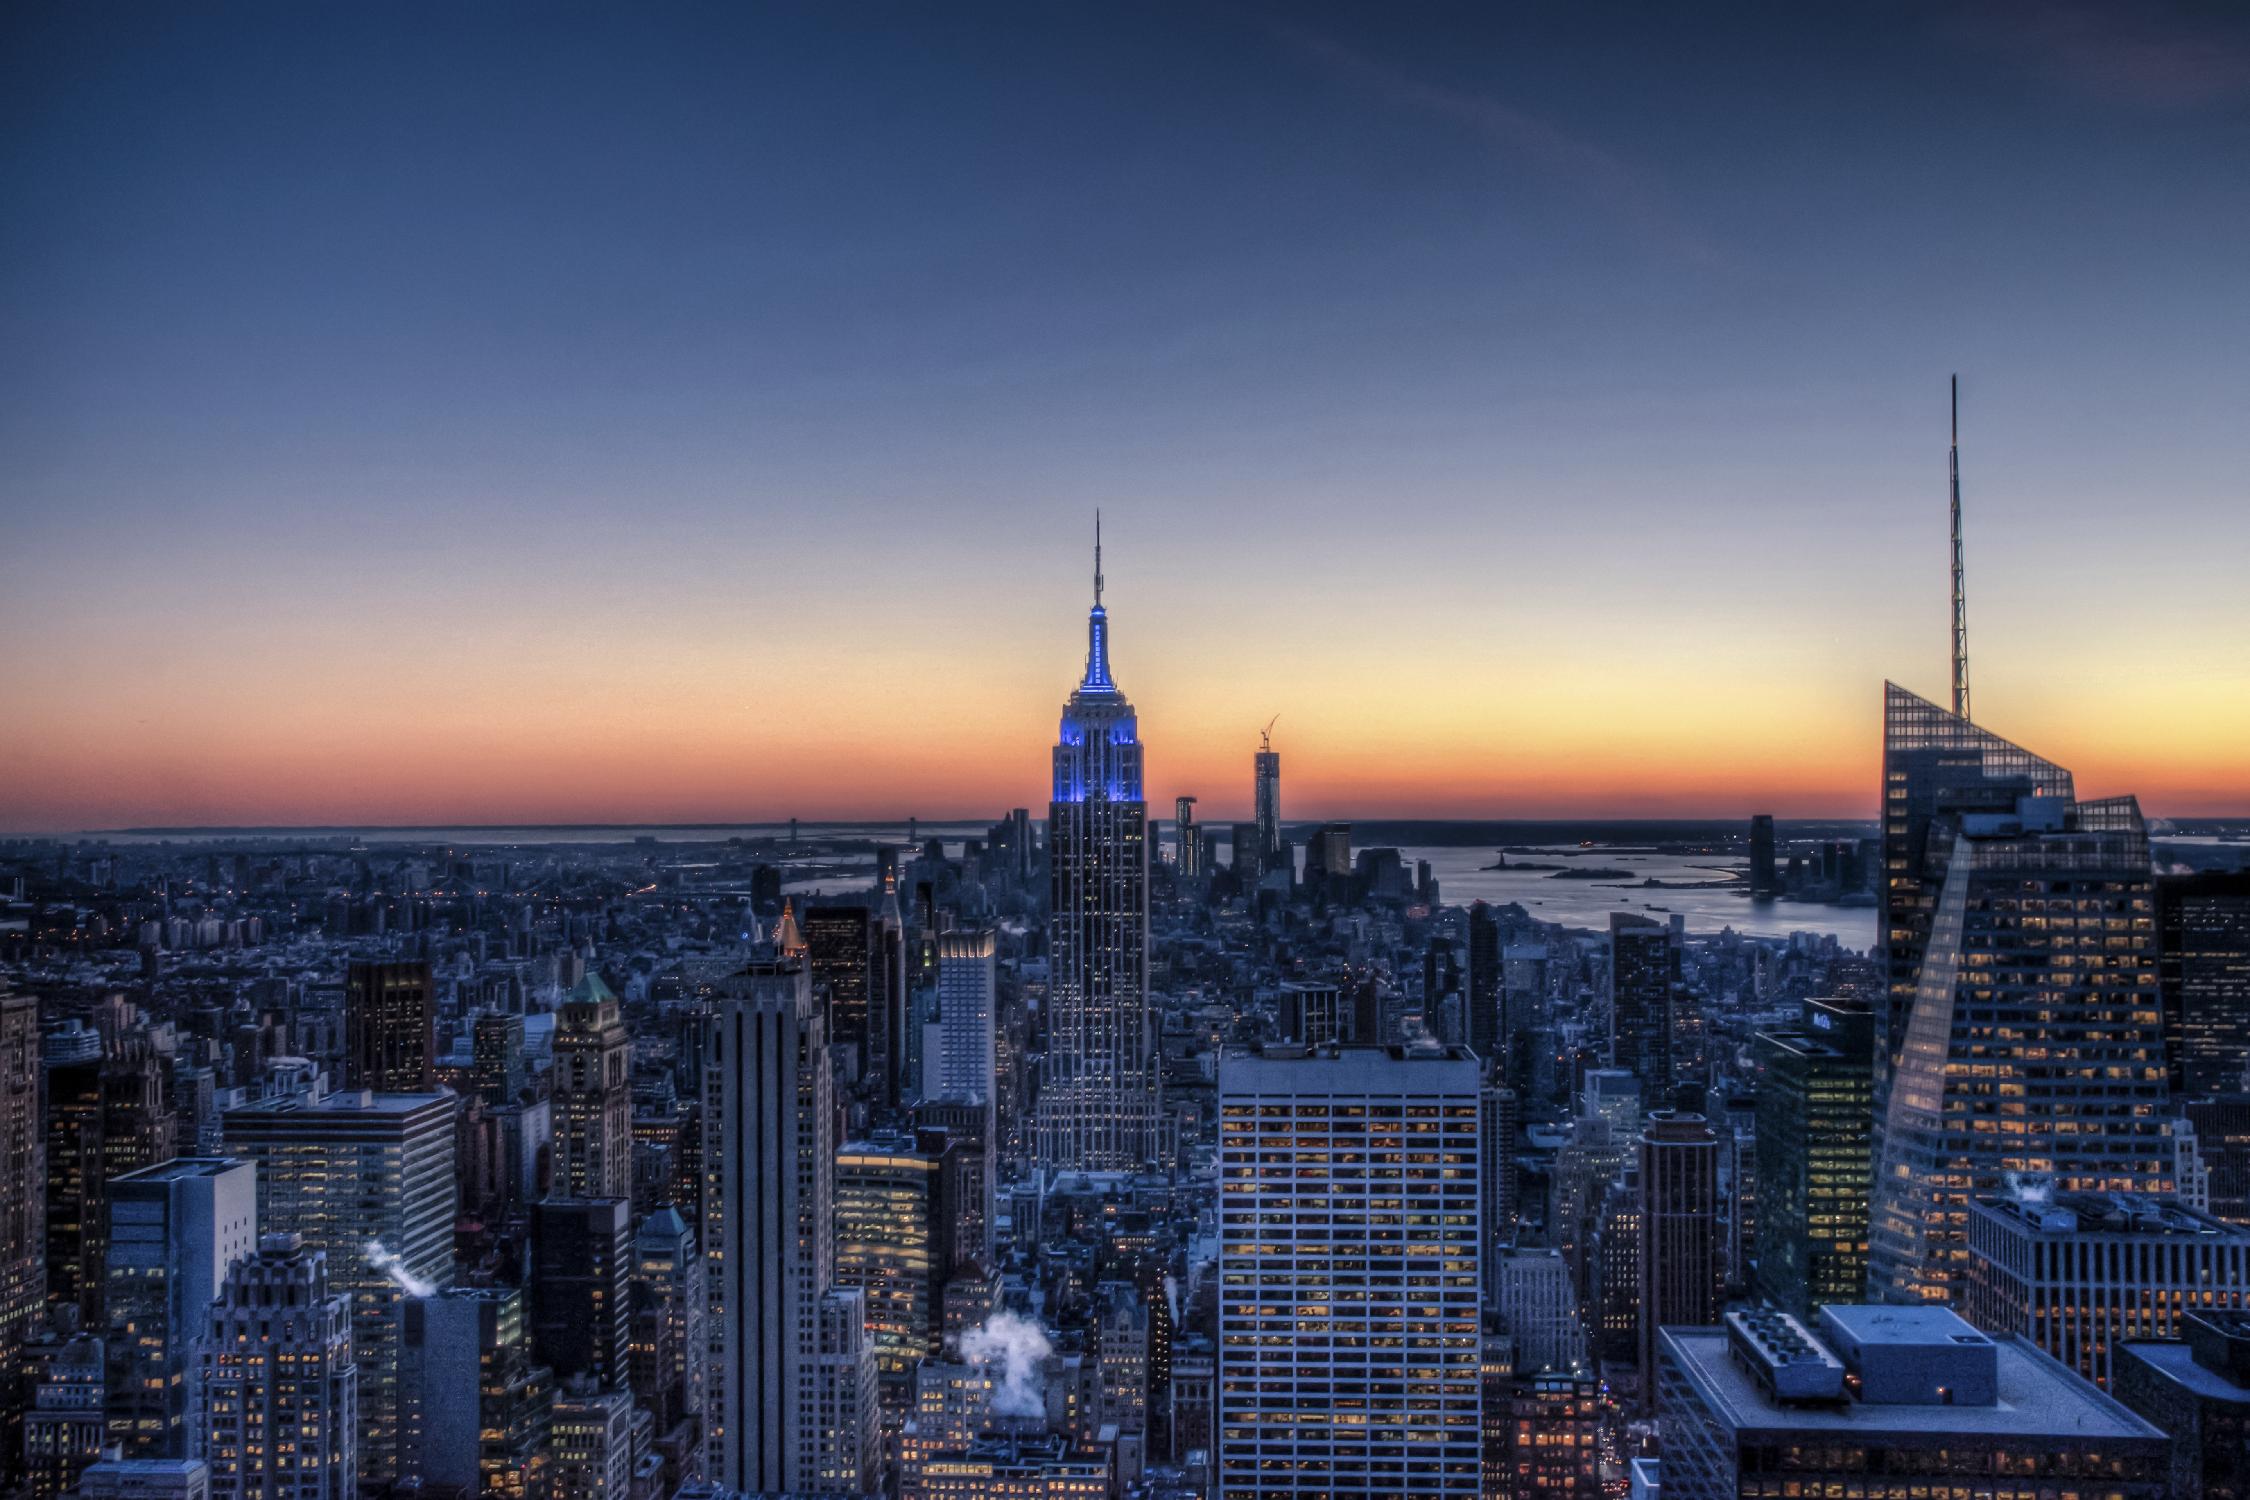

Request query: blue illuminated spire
[{"left": 1081, "top": 509, "right": 1115, "bottom": 692}]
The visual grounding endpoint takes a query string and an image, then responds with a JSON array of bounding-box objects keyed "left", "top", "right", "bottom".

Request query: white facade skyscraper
[
  {"left": 1217, "top": 1045, "right": 1483, "bottom": 1499},
  {"left": 934, "top": 928, "right": 996, "bottom": 1106},
  {"left": 1036, "top": 525, "right": 1160, "bottom": 1174},
  {"left": 703, "top": 949, "right": 875, "bottom": 1494}
]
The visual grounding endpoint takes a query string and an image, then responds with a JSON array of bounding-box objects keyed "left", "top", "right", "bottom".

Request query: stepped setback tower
[{"left": 1036, "top": 519, "right": 1160, "bottom": 1173}]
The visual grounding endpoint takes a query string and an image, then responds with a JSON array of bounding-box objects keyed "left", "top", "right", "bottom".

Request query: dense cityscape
[
  {"left": 9, "top": 5, "right": 2250, "bottom": 1498},
  {"left": 1, "top": 524, "right": 2246, "bottom": 1499}
]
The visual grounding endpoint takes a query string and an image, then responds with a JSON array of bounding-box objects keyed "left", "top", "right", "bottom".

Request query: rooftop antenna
[
  {"left": 1261, "top": 714, "right": 1278, "bottom": 752},
  {"left": 1949, "top": 375, "right": 1971, "bottom": 722},
  {"left": 1094, "top": 508, "right": 1104, "bottom": 607}
]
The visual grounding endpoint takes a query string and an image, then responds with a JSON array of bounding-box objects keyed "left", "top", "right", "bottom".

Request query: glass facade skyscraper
[{"left": 1869, "top": 683, "right": 2174, "bottom": 1305}]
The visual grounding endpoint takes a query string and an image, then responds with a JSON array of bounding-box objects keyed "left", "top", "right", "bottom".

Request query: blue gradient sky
[{"left": 4, "top": 2, "right": 2247, "bottom": 830}]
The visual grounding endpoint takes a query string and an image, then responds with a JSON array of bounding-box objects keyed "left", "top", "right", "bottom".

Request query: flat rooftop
[
  {"left": 1662, "top": 1328, "right": 2164, "bottom": 1442},
  {"left": 1820, "top": 1304, "right": 1987, "bottom": 1348},
  {"left": 2119, "top": 1341, "right": 2250, "bottom": 1405},
  {"left": 112, "top": 1155, "right": 248, "bottom": 1183},
  {"left": 1220, "top": 1044, "right": 1479, "bottom": 1095}
]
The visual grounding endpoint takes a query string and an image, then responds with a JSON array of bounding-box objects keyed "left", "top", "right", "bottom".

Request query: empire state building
[{"left": 1037, "top": 523, "right": 1160, "bottom": 1173}]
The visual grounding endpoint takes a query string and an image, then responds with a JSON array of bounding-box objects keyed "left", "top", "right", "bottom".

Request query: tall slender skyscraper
[
  {"left": 702, "top": 948, "right": 875, "bottom": 1493},
  {"left": 1253, "top": 726, "right": 1281, "bottom": 870},
  {"left": 552, "top": 978, "right": 633, "bottom": 1201},
  {"left": 1037, "top": 523, "right": 1159, "bottom": 1174},
  {"left": 0, "top": 985, "right": 44, "bottom": 1374},
  {"left": 933, "top": 929, "right": 996, "bottom": 1108},
  {"left": 1173, "top": 795, "right": 1200, "bottom": 877},
  {"left": 1636, "top": 1111, "right": 1720, "bottom": 1411},
  {"left": 1607, "top": 913, "right": 1680, "bottom": 1102},
  {"left": 1752, "top": 999, "right": 1872, "bottom": 1318},
  {"left": 1870, "top": 684, "right": 2174, "bottom": 1305}
]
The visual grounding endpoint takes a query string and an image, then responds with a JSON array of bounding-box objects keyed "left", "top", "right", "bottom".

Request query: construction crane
[{"left": 1260, "top": 715, "right": 1279, "bottom": 752}]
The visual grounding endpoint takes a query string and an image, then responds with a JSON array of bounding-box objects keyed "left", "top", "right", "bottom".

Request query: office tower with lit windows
[
  {"left": 48, "top": 1039, "right": 174, "bottom": 1328},
  {"left": 833, "top": 1140, "right": 943, "bottom": 1428},
  {"left": 1174, "top": 795, "right": 1200, "bottom": 877},
  {"left": 342, "top": 960, "right": 435, "bottom": 1091},
  {"left": 803, "top": 905, "right": 876, "bottom": 1058},
  {"left": 221, "top": 1088, "right": 455, "bottom": 1485},
  {"left": 1964, "top": 1192, "right": 2250, "bottom": 1389},
  {"left": 529, "top": 1196, "right": 632, "bottom": 1391},
  {"left": 23, "top": 1333, "right": 106, "bottom": 1500},
  {"left": 1490, "top": 1249, "right": 1586, "bottom": 1376},
  {"left": 1753, "top": 998, "right": 1873, "bottom": 1318},
  {"left": 199, "top": 1233, "right": 356, "bottom": 1500},
  {"left": 1607, "top": 913, "right": 1680, "bottom": 1102},
  {"left": 1637, "top": 1111, "right": 1720, "bottom": 1411},
  {"left": 703, "top": 948, "right": 876, "bottom": 1493},
  {"left": 2159, "top": 872, "right": 2250, "bottom": 1098},
  {"left": 630, "top": 1205, "right": 706, "bottom": 1453},
  {"left": 1869, "top": 685, "right": 2175, "bottom": 1306},
  {"left": 0, "top": 986, "right": 42, "bottom": 1375},
  {"left": 471, "top": 1011, "right": 526, "bottom": 1105},
  {"left": 400, "top": 1285, "right": 553, "bottom": 1500},
  {"left": 2115, "top": 1311, "right": 2250, "bottom": 1500},
  {"left": 104, "top": 1157, "right": 258, "bottom": 1458},
  {"left": 553, "top": 978, "right": 634, "bottom": 1200},
  {"left": 1494, "top": 1369, "right": 1600, "bottom": 1500},
  {"left": 1218, "top": 1045, "right": 1483, "bottom": 1499},
  {"left": 1038, "top": 536, "right": 1160, "bottom": 1174},
  {"left": 550, "top": 1378, "right": 636, "bottom": 1500}
]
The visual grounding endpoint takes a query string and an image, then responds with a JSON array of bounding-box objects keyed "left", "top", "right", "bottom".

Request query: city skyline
[{"left": 6, "top": 3, "right": 2249, "bottom": 831}]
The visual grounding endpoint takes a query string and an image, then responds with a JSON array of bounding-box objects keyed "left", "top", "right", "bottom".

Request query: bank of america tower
[{"left": 1036, "top": 523, "right": 1160, "bottom": 1173}]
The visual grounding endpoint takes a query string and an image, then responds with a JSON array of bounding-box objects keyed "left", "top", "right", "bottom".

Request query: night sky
[{"left": 4, "top": 2, "right": 2246, "bottom": 829}]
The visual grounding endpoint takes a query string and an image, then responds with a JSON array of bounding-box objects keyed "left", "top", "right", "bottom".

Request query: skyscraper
[
  {"left": 342, "top": 960, "right": 436, "bottom": 1092},
  {"left": 1636, "top": 1111, "right": 1720, "bottom": 1412},
  {"left": 1964, "top": 1192, "right": 2250, "bottom": 1390},
  {"left": 630, "top": 1205, "right": 706, "bottom": 1456},
  {"left": 833, "top": 1141, "right": 943, "bottom": 1426},
  {"left": 1254, "top": 730, "right": 1281, "bottom": 869},
  {"left": 399, "top": 1285, "right": 553, "bottom": 1500},
  {"left": 1217, "top": 1045, "right": 1482, "bottom": 1499},
  {"left": 802, "top": 905, "right": 875, "bottom": 1058},
  {"left": 1465, "top": 902, "right": 1503, "bottom": 1067},
  {"left": 552, "top": 977, "right": 634, "bottom": 1200},
  {"left": 199, "top": 1233, "right": 357, "bottom": 1500},
  {"left": 1037, "top": 528, "right": 1159, "bottom": 1174},
  {"left": 702, "top": 948, "right": 874, "bottom": 1493},
  {"left": 104, "top": 1157, "right": 258, "bottom": 1458},
  {"left": 1173, "top": 795, "right": 1200, "bottom": 878},
  {"left": 1607, "top": 913, "right": 1680, "bottom": 1102},
  {"left": 221, "top": 1088, "right": 456, "bottom": 1484},
  {"left": 933, "top": 928, "right": 996, "bottom": 1108},
  {"left": 2158, "top": 872, "right": 2250, "bottom": 1098},
  {"left": 0, "top": 985, "right": 43, "bottom": 1374},
  {"left": 528, "top": 1197, "right": 633, "bottom": 1392},
  {"left": 1749, "top": 813, "right": 1777, "bottom": 898},
  {"left": 48, "top": 1038, "right": 174, "bottom": 1328},
  {"left": 1752, "top": 998, "right": 1873, "bottom": 1318},
  {"left": 1869, "top": 684, "right": 2175, "bottom": 1306}
]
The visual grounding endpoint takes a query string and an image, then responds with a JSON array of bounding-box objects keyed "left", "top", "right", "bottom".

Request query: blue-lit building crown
[{"left": 1054, "top": 602, "right": 1142, "bottom": 804}]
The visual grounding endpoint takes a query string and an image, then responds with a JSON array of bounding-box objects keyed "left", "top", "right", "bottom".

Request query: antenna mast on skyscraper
[
  {"left": 1094, "top": 508, "right": 1104, "bottom": 607},
  {"left": 1949, "top": 374, "right": 1971, "bottom": 723}
]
